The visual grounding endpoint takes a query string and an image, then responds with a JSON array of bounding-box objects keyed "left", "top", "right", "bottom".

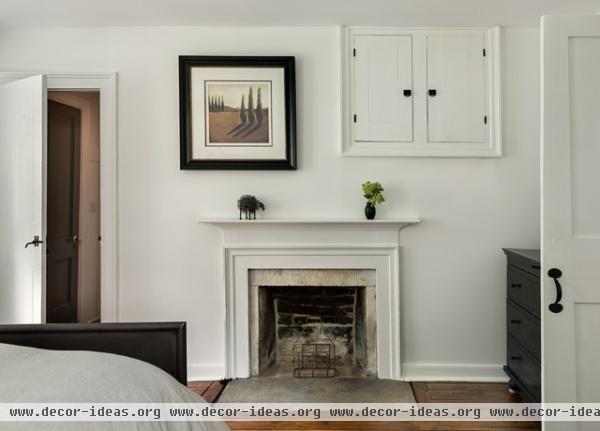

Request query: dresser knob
[
  {"left": 510, "top": 319, "right": 521, "bottom": 324},
  {"left": 511, "top": 283, "right": 522, "bottom": 288},
  {"left": 511, "top": 355, "right": 522, "bottom": 360}
]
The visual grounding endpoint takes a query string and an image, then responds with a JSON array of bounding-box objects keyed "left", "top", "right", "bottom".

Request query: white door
[
  {"left": 426, "top": 33, "right": 487, "bottom": 143},
  {"left": 542, "top": 14, "right": 600, "bottom": 430},
  {"left": 0, "top": 75, "right": 47, "bottom": 323},
  {"left": 353, "top": 35, "right": 413, "bottom": 142}
]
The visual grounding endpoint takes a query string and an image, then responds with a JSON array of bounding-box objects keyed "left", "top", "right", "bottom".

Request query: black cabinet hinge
[
  {"left": 484, "top": 115, "right": 488, "bottom": 124},
  {"left": 483, "top": 48, "right": 486, "bottom": 57},
  {"left": 353, "top": 114, "right": 357, "bottom": 123},
  {"left": 353, "top": 48, "right": 356, "bottom": 57}
]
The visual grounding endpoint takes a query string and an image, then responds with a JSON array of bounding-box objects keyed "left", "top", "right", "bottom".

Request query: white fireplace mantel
[
  {"left": 199, "top": 217, "right": 420, "bottom": 226},
  {"left": 199, "top": 217, "right": 420, "bottom": 380}
]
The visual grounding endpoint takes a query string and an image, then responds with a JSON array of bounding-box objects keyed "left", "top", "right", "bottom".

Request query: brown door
[{"left": 46, "top": 100, "right": 81, "bottom": 323}]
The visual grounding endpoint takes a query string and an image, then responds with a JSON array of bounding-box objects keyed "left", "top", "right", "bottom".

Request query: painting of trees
[{"left": 206, "top": 82, "right": 270, "bottom": 144}]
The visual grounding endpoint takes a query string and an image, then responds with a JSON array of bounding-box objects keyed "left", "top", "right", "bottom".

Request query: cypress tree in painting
[
  {"left": 240, "top": 94, "right": 247, "bottom": 124},
  {"left": 221, "top": 96, "right": 225, "bottom": 112},
  {"left": 255, "top": 87, "right": 263, "bottom": 126},
  {"left": 247, "top": 87, "right": 255, "bottom": 125}
]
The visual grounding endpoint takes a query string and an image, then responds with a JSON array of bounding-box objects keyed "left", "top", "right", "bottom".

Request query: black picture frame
[{"left": 179, "top": 55, "right": 297, "bottom": 170}]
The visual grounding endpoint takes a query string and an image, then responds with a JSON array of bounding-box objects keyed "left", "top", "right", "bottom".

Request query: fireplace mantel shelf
[{"left": 198, "top": 217, "right": 421, "bottom": 227}]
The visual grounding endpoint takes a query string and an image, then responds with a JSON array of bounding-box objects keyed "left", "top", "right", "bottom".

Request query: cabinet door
[
  {"left": 427, "top": 34, "right": 487, "bottom": 143},
  {"left": 353, "top": 35, "right": 413, "bottom": 142}
]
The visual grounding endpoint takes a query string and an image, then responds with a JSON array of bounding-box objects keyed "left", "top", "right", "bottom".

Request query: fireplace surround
[{"left": 199, "top": 218, "right": 420, "bottom": 379}]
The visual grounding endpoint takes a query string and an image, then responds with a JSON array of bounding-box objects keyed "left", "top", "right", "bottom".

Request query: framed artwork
[{"left": 179, "top": 56, "right": 296, "bottom": 170}]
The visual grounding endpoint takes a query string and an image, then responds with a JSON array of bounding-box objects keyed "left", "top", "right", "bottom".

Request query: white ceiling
[{"left": 0, "top": 0, "right": 599, "bottom": 28}]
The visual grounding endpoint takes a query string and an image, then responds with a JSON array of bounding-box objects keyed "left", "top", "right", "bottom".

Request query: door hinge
[
  {"left": 353, "top": 114, "right": 357, "bottom": 123},
  {"left": 484, "top": 115, "right": 488, "bottom": 124},
  {"left": 483, "top": 48, "right": 486, "bottom": 57}
]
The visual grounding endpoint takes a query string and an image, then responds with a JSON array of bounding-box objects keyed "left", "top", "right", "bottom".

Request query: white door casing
[
  {"left": 542, "top": 14, "right": 600, "bottom": 431},
  {"left": 0, "top": 75, "right": 47, "bottom": 323}
]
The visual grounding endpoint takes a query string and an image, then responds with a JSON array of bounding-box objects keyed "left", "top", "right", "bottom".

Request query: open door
[
  {"left": 0, "top": 75, "right": 47, "bottom": 323},
  {"left": 46, "top": 100, "right": 81, "bottom": 323},
  {"left": 542, "top": 14, "right": 600, "bottom": 430}
]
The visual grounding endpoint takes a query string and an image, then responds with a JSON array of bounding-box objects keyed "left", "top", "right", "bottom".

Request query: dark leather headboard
[{"left": 0, "top": 322, "right": 187, "bottom": 385}]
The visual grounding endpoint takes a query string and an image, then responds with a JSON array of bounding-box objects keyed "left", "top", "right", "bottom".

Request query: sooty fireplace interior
[{"left": 256, "top": 285, "right": 373, "bottom": 377}]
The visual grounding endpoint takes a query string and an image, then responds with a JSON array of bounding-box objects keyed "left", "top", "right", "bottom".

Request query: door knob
[
  {"left": 67, "top": 235, "right": 80, "bottom": 243},
  {"left": 548, "top": 268, "right": 563, "bottom": 314},
  {"left": 25, "top": 235, "right": 43, "bottom": 248}
]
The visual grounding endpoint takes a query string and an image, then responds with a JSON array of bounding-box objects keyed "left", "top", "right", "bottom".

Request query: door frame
[{"left": 0, "top": 72, "right": 118, "bottom": 322}]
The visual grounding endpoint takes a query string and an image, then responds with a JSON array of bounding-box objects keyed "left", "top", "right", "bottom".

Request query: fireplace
[
  {"left": 204, "top": 219, "right": 419, "bottom": 379},
  {"left": 249, "top": 269, "right": 377, "bottom": 378}
]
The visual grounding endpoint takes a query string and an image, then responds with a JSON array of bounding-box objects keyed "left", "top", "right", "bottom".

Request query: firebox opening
[{"left": 258, "top": 286, "right": 371, "bottom": 378}]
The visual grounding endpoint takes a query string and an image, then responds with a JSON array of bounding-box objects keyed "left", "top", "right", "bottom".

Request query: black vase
[{"left": 365, "top": 202, "right": 376, "bottom": 220}]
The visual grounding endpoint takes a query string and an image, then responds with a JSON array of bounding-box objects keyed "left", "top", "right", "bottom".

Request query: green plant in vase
[{"left": 362, "top": 181, "right": 385, "bottom": 220}]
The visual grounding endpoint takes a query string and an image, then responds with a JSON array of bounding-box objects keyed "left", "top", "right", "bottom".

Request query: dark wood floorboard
[
  {"left": 411, "top": 382, "right": 525, "bottom": 403},
  {"left": 186, "top": 381, "right": 541, "bottom": 431},
  {"left": 188, "top": 380, "right": 227, "bottom": 403}
]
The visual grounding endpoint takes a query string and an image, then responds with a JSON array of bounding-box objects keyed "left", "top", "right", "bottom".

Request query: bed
[{"left": 0, "top": 322, "right": 228, "bottom": 431}]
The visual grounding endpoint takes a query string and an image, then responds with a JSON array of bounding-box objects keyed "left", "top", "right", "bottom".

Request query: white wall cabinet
[{"left": 342, "top": 27, "right": 501, "bottom": 157}]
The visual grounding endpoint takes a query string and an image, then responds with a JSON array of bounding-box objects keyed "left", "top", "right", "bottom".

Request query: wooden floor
[
  {"left": 187, "top": 381, "right": 541, "bottom": 431},
  {"left": 188, "top": 380, "right": 228, "bottom": 403}
]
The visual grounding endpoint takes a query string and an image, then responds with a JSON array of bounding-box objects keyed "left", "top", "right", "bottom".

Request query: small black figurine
[{"left": 237, "top": 195, "right": 265, "bottom": 220}]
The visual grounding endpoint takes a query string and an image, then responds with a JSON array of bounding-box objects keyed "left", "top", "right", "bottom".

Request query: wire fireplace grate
[{"left": 292, "top": 318, "right": 336, "bottom": 378}]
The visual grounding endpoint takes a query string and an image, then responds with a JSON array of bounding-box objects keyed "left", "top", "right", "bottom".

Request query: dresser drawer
[
  {"left": 507, "top": 300, "right": 540, "bottom": 361},
  {"left": 507, "top": 266, "right": 540, "bottom": 317},
  {"left": 506, "top": 253, "right": 540, "bottom": 278},
  {"left": 507, "top": 336, "right": 541, "bottom": 401}
]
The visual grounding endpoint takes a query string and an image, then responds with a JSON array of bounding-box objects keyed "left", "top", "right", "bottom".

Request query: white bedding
[{"left": 0, "top": 343, "right": 229, "bottom": 431}]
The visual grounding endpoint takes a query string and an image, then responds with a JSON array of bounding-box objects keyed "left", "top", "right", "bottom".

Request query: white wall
[{"left": 0, "top": 26, "right": 540, "bottom": 380}]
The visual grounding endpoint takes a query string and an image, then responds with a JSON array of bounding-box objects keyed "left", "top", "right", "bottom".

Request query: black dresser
[{"left": 503, "top": 248, "right": 541, "bottom": 402}]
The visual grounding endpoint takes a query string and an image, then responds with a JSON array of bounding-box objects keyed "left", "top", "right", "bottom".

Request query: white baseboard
[
  {"left": 188, "top": 364, "right": 227, "bottom": 382},
  {"left": 402, "top": 363, "right": 508, "bottom": 382}
]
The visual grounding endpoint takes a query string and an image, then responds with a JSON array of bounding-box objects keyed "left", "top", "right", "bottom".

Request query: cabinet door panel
[
  {"left": 354, "top": 35, "right": 413, "bottom": 142},
  {"left": 427, "top": 34, "right": 487, "bottom": 143}
]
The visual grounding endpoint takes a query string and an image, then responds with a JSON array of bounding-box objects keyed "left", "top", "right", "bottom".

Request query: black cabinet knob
[
  {"left": 403, "top": 89, "right": 412, "bottom": 97},
  {"left": 428, "top": 89, "right": 437, "bottom": 97}
]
